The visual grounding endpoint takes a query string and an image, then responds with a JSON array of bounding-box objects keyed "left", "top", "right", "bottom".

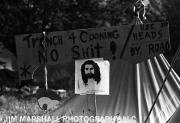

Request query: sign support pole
[
  {"left": 94, "top": 92, "right": 97, "bottom": 117},
  {"left": 43, "top": 31, "right": 48, "bottom": 90}
]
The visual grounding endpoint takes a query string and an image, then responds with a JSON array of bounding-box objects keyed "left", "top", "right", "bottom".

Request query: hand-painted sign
[
  {"left": 15, "top": 22, "right": 170, "bottom": 80},
  {"left": 122, "top": 22, "right": 170, "bottom": 63}
]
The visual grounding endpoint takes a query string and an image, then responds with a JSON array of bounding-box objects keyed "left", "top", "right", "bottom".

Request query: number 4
[{"left": 69, "top": 32, "right": 76, "bottom": 44}]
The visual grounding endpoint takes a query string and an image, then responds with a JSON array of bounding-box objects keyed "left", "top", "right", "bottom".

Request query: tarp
[{"left": 49, "top": 54, "right": 180, "bottom": 123}]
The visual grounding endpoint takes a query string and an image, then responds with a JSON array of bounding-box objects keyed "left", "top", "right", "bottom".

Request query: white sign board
[
  {"left": 15, "top": 22, "right": 170, "bottom": 80},
  {"left": 75, "top": 58, "right": 109, "bottom": 95}
]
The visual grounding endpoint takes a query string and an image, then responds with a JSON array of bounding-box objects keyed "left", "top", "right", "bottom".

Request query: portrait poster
[{"left": 75, "top": 58, "right": 109, "bottom": 95}]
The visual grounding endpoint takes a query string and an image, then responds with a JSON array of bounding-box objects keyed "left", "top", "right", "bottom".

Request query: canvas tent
[
  {"left": 49, "top": 54, "right": 180, "bottom": 123},
  {"left": 167, "top": 105, "right": 180, "bottom": 123}
]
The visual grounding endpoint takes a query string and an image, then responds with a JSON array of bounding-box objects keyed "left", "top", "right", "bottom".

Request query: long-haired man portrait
[{"left": 81, "top": 60, "right": 101, "bottom": 86}]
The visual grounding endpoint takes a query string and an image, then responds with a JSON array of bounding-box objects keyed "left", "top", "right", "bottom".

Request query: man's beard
[{"left": 86, "top": 73, "right": 95, "bottom": 79}]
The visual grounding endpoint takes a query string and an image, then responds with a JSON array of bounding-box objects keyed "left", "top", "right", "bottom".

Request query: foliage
[
  {"left": 0, "top": 95, "right": 45, "bottom": 118},
  {"left": 0, "top": 0, "right": 179, "bottom": 56}
]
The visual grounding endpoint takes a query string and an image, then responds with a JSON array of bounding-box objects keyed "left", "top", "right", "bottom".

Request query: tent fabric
[
  {"left": 49, "top": 54, "right": 180, "bottom": 123},
  {"left": 167, "top": 105, "right": 180, "bottom": 123}
]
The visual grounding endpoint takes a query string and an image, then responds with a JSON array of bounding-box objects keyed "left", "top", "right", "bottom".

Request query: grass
[
  {"left": 0, "top": 90, "right": 73, "bottom": 123},
  {"left": 0, "top": 95, "right": 45, "bottom": 118}
]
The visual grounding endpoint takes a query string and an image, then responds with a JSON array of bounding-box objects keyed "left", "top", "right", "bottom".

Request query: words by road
[
  {"left": 15, "top": 22, "right": 170, "bottom": 80},
  {"left": 123, "top": 22, "right": 170, "bottom": 62}
]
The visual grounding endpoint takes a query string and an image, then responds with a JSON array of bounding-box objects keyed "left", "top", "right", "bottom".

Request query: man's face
[{"left": 84, "top": 64, "right": 94, "bottom": 78}]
